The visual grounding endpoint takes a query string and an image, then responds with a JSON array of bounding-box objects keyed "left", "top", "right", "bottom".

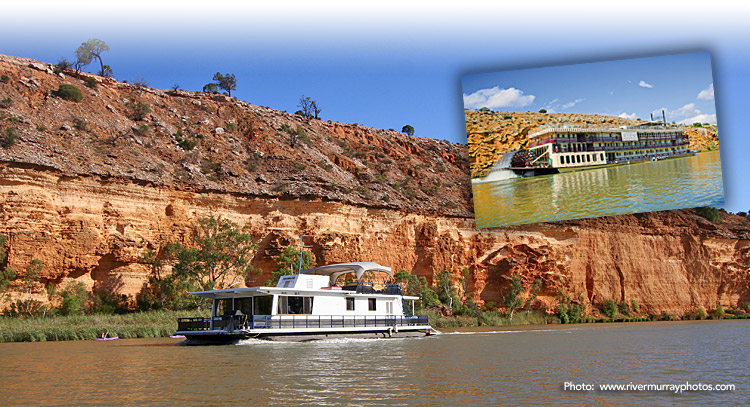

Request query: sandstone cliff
[{"left": 0, "top": 55, "right": 747, "bottom": 317}]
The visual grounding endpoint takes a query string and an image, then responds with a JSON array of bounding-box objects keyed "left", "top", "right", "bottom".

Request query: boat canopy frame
[{"left": 301, "top": 262, "right": 392, "bottom": 285}]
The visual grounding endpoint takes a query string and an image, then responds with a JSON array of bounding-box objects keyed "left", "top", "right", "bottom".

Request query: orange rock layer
[{"left": 1, "top": 163, "right": 749, "bottom": 316}]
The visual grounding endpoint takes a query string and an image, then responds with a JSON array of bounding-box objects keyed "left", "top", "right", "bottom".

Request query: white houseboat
[
  {"left": 497, "top": 123, "right": 693, "bottom": 177},
  {"left": 175, "top": 262, "right": 433, "bottom": 342}
]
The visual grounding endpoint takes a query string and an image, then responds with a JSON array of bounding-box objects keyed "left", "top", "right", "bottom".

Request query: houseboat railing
[
  {"left": 529, "top": 124, "right": 685, "bottom": 138},
  {"left": 530, "top": 135, "right": 687, "bottom": 148},
  {"left": 339, "top": 282, "right": 403, "bottom": 295},
  {"left": 177, "top": 314, "right": 429, "bottom": 332},
  {"left": 551, "top": 141, "right": 687, "bottom": 153}
]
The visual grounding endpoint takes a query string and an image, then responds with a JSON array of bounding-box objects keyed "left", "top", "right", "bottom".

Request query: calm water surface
[
  {"left": 472, "top": 151, "right": 724, "bottom": 228},
  {"left": 1, "top": 320, "right": 748, "bottom": 406}
]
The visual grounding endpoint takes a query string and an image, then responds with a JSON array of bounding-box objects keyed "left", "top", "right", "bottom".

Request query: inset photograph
[{"left": 463, "top": 52, "right": 723, "bottom": 228}]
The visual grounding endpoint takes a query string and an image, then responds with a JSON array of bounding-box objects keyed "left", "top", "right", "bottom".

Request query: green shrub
[
  {"left": 127, "top": 102, "right": 151, "bottom": 121},
  {"left": 711, "top": 305, "right": 724, "bottom": 319},
  {"left": 53, "top": 59, "right": 71, "bottom": 74},
  {"left": 177, "top": 137, "right": 197, "bottom": 151},
  {"left": 83, "top": 77, "right": 98, "bottom": 89},
  {"left": 557, "top": 302, "right": 569, "bottom": 324},
  {"left": 503, "top": 115, "right": 512, "bottom": 119},
  {"left": 602, "top": 299, "right": 618, "bottom": 319},
  {"left": 538, "top": 109, "right": 547, "bottom": 113},
  {"left": 36, "top": 125, "right": 46, "bottom": 132},
  {"left": 695, "top": 206, "right": 720, "bottom": 222},
  {"left": 91, "top": 292, "right": 130, "bottom": 315},
  {"left": 73, "top": 118, "right": 87, "bottom": 131},
  {"left": 134, "top": 124, "right": 150, "bottom": 137},
  {"left": 696, "top": 307, "right": 706, "bottom": 320},
  {"left": 0, "top": 97, "right": 11, "bottom": 108},
  {"left": 0, "top": 75, "right": 9, "bottom": 83},
  {"left": 483, "top": 301, "right": 498, "bottom": 311},
  {"left": 2, "top": 127, "right": 18, "bottom": 147},
  {"left": 631, "top": 299, "right": 639, "bottom": 313},
  {"left": 618, "top": 301, "right": 631, "bottom": 317},
  {"left": 59, "top": 282, "right": 88, "bottom": 316},
  {"left": 568, "top": 303, "right": 583, "bottom": 322},
  {"left": 54, "top": 84, "right": 83, "bottom": 102}
]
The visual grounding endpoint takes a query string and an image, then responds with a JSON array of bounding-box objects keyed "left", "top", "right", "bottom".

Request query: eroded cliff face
[
  {"left": 2, "top": 163, "right": 749, "bottom": 316},
  {"left": 0, "top": 54, "right": 748, "bottom": 317}
]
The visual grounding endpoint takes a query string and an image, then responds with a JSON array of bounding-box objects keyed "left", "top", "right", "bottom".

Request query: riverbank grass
[
  {"left": 0, "top": 310, "right": 207, "bottom": 343},
  {"left": 426, "top": 310, "right": 555, "bottom": 328}
]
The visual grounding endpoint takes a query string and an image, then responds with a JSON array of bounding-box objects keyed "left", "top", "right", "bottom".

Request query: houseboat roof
[
  {"left": 301, "top": 262, "right": 393, "bottom": 282},
  {"left": 528, "top": 123, "right": 683, "bottom": 139}
]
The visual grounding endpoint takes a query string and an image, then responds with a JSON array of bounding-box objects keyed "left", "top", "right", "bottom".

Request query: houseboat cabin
[{"left": 175, "top": 262, "right": 432, "bottom": 342}]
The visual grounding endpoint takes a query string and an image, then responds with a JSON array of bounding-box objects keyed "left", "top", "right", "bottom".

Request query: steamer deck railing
[{"left": 177, "top": 315, "right": 429, "bottom": 332}]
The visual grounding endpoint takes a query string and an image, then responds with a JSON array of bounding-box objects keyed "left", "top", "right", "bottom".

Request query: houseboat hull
[{"left": 180, "top": 326, "right": 435, "bottom": 344}]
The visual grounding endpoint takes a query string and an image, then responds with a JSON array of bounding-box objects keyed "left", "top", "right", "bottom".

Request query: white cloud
[
  {"left": 618, "top": 112, "right": 637, "bottom": 119},
  {"left": 697, "top": 83, "right": 714, "bottom": 100},
  {"left": 638, "top": 80, "right": 654, "bottom": 88},
  {"left": 652, "top": 103, "right": 716, "bottom": 125},
  {"left": 675, "top": 103, "right": 700, "bottom": 117},
  {"left": 561, "top": 98, "right": 584, "bottom": 109},
  {"left": 652, "top": 103, "right": 699, "bottom": 120},
  {"left": 678, "top": 114, "right": 717, "bottom": 125},
  {"left": 463, "top": 86, "right": 535, "bottom": 110}
]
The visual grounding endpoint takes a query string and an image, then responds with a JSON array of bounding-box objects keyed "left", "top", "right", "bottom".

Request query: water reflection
[{"left": 473, "top": 151, "right": 724, "bottom": 228}]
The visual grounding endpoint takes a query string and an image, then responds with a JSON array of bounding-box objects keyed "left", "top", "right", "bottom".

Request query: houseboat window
[
  {"left": 565, "top": 156, "right": 570, "bottom": 164},
  {"left": 254, "top": 296, "right": 273, "bottom": 315},
  {"left": 586, "top": 154, "right": 591, "bottom": 162},
  {"left": 346, "top": 297, "right": 355, "bottom": 311},
  {"left": 215, "top": 299, "right": 232, "bottom": 316},
  {"left": 368, "top": 298, "right": 377, "bottom": 311},
  {"left": 600, "top": 153, "right": 604, "bottom": 161},
  {"left": 278, "top": 296, "right": 314, "bottom": 314},
  {"left": 593, "top": 154, "right": 597, "bottom": 162},
  {"left": 576, "top": 155, "right": 581, "bottom": 163},
  {"left": 237, "top": 297, "right": 253, "bottom": 316}
]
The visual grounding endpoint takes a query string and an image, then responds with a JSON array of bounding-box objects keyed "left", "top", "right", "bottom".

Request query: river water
[
  {"left": 1, "top": 320, "right": 747, "bottom": 406},
  {"left": 472, "top": 151, "right": 724, "bottom": 228}
]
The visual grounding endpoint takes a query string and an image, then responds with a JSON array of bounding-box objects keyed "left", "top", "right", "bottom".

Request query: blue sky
[
  {"left": 1, "top": 2, "right": 749, "bottom": 213},
  {"left": 462, "top": 52, "right": 717, "bottom": 125}
]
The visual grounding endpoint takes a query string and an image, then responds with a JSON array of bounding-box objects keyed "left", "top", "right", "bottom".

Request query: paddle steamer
[{"left": 499, "top": 123, "right": 692, "bottom": 177}]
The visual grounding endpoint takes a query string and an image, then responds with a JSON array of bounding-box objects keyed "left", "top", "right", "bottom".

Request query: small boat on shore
[
  {"left": 175, "top": 262, "right": 434, "bottom": 343},
  {"left": 93, "top": 336, "right": 119, "bottom": 341}
]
